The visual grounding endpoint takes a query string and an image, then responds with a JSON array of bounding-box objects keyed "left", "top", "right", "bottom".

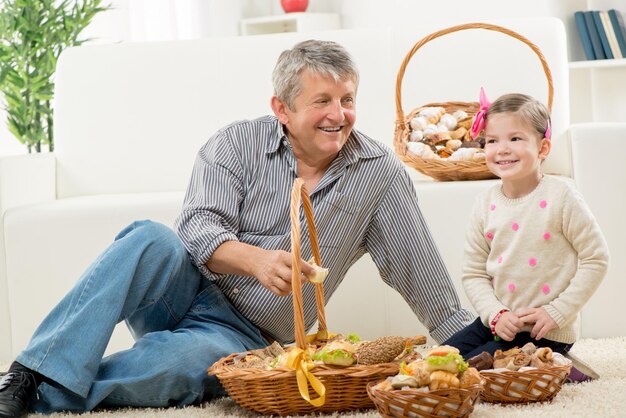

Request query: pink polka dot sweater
[{"left": 463, "top": 175, "right": 609, "bottom": 343}]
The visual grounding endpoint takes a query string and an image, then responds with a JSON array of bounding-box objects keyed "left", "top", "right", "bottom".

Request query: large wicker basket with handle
[
  {"left": 208, "top": 178, "right": 402, "bottom": 416},
  {"left": 393, "top": 22, "right": 554, "bottom": 181}
]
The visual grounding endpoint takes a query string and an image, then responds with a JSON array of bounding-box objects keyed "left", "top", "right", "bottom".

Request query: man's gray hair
[{"left": 272, "top": 39, "right": 359, "bottom": 110}]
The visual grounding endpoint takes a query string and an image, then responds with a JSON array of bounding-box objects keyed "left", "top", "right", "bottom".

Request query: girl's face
[{"left": 484, "top": 112, "right": 550, "bottom": 197}]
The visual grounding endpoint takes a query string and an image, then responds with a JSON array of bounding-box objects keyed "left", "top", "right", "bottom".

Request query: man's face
[{"left": 280, "top": 71, "right": 356, "bottom": 162}]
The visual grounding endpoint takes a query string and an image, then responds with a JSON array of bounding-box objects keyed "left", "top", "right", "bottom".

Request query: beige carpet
[{"left": 4, "top": 336, "right": 624, "bottom": 417}]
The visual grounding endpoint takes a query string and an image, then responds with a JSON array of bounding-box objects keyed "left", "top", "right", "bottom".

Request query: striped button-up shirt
[{"left": 175, "top": 115, "right": 474, "bottom": 344}]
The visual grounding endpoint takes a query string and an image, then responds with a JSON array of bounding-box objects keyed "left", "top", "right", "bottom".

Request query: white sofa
[{"left": 1, "top": 17, "right": 622, "bottom": 364}]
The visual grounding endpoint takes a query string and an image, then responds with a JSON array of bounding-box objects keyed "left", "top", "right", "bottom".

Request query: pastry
[
  {"left": 459, "top": 367, "right": 483, "bottom": 388},
  {"left": 429, "top": 370, "right": 460, "bottom": 390},
  {"left": 467, "top": 351, "right": 493, "bottom": 371},
  {"left": 449, "top": 127, "right": 467, "bottom": 140},
  {"left": 401, "top": 359, "right": 431, "bottom": 387},
  {"left": 505, "top": 353, "right": 532, "bottom": 371},
  {"left": 312, "top": 340, "right": 356, "bottom": 366},
  {"left": 307, "top": 258, "right": 328, "bottom": 284},
  {"left": 391, "top": 374, "right": 419, "bottom": 389},
  {"left": 423, "top": 345, "right": 468, "bottom": 374},
  {"left": 535, "top": 347, "right": 553, "bottom": 363}
]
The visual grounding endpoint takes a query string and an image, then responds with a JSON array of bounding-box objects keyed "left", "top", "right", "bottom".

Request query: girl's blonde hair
[{"left": 485, "top": 93, "right": 551, "bottom": 139}]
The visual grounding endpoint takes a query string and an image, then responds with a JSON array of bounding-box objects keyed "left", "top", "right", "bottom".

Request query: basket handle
[
  {"left": 395, "top": 22, "right": 554, "bottom": 126},
  {"left": 290, "top": 178, "right": 327, "bottom": 350}
]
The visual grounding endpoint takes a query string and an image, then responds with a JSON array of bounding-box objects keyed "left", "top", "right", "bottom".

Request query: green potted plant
[{"left": 0, "top": 0, "right": 109, "bottom": 153}]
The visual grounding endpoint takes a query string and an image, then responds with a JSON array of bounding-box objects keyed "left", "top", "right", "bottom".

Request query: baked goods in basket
[
  {"left": 222, "top": 334, "right": 427, "bottom": 370},
  {"left": 473, "top": 343, "right": 572, "bottom": 403},
  {"left": 209, "top": 334, "right": 428, "bottom": 415},
  {"left": 393, "top": 22, "right": 554, "bottom": 181},
  {"left": 406, "top": 106, "right": 487, "bottom": 164},
  {"left": 373, "top": 345, "right": 483, "bottom": 392},
  {"left": 367, "top": 345, "right": 483, "bottom": 418}
]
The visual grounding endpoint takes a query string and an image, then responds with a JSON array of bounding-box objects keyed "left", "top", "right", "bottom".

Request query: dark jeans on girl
[{"left": 443, "top": 317, "right": 573, "bottom": 360}]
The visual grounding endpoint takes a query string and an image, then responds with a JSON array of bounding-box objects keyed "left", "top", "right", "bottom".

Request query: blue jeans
[
  {"left": 16, "top": 220, "right": 269, "bottom": 413},
  {"left": 443, "top": 317, "right": 573, "bottom": 359}
]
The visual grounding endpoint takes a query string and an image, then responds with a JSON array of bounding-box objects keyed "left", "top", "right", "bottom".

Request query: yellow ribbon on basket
[{"left": 286, "top": 347, "right": 326, "bottom": 407}]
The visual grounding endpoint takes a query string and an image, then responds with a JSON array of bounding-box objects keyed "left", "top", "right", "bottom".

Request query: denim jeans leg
[
  {"left": 31, "top": 280, "right": 269, "bottom": 413},
  {"left": 17, "top": 220, "right": 202, "bottom": 398}
]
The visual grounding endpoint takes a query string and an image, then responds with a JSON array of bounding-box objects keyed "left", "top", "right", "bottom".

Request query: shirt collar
[
  {"left": 265, "top": 117, "right": 288, "bottom": 154},
  {"left": 339, "top": 129, "right": 385, "bottom": 166}
]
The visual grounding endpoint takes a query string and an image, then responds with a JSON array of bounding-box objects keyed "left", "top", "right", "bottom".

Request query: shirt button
[{"left": 232, "top": 288, "right": 240, "bottom": 295}]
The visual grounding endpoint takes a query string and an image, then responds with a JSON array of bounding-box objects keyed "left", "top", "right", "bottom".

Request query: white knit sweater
[{"left": 463, "top": 175, "right": 610, "bottom": 343}]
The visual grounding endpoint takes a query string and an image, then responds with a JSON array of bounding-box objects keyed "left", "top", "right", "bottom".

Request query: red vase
[{"left": 281, "top": 0, "right": 309, "bottom": 13}]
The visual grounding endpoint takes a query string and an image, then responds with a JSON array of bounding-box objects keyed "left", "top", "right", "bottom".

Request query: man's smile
[{"left": 318, "top": 126, "right": 343, "bottom": 132}]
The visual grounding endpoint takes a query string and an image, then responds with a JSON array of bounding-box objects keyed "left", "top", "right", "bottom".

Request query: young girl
[{"left": 443, "top": 92, "right": 609, "bottom": 378}]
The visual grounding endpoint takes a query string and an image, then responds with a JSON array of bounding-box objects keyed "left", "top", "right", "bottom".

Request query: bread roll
[
  {"left": 459, "top": 367, "right": 483, "bottom": 388},
  {"left": 429, "top": 370, "right": 460, "bottom": 390}
]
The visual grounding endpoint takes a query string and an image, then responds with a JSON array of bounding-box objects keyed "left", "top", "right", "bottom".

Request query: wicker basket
[
  {"left": 367, "top": 381, "right": 483, "bottom": 418},
  {"left": 394, "top": 22, "right": 554, "bottom": 181},
  {"left": 208, "top": 178, "right": 401, "bottom": 416},
  {"left": 479, "top": 362, "right": 571, "bottom": 403}
]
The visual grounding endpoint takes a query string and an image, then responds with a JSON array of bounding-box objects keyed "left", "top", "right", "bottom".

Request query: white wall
[
  {"left": 81, "top": 0, "right": 278, "bottom": 43},
  {"left": 331, "top": 0, "right": 588, "bottom": 61},
  {"left": 0, "top": 0, "right": 598, "bottom": 155},
  {"left": 1, "top": 0, "right": 273, "bottom": 156},
  {"left": 0, "top": 124, "right": 24, "bottom": 157}
]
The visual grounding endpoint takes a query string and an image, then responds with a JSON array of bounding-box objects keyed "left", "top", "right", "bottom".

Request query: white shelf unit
[
  {"left": 565, "top": 0, "right": 626, "bottom": 123},
  {"left": 569, "top": 59, "right": 626, "bottom": 123},
  {"left": 240, "top": 13, "right": 340, "bottom": 36}
]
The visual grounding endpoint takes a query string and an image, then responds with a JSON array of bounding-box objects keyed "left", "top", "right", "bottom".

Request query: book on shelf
[
  {"left": 600, "top": 10, "right": 622, "bottom": 59},
  {"left": 607, "top": 9, "right": 626, "bottom": 58},
  {"left": 574, "top": 11, "right": 596, "bottom": 60},
  {"left": 583, "top": 11, "right": 606, "bottom": 59},
  {"left": 591, "top": 10, "right": 614, "bottom": 59}
]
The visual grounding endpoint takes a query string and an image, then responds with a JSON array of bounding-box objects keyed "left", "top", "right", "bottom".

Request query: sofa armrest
[
  {"left": 0, "top": 153, "right": 55, "bottom": 363},
  {"left": 0, "top": 153, "right": 56, "bottom": 216},
  {"left": 568, "top": 123, "right": 624, "bottom": 337}
]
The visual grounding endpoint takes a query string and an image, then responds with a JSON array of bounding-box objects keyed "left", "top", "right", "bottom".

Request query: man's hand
[
  {"left": 206, "top": 241, "right": 317, "bottom": 297},
  {"left": 516, "top": 307, "right": 558, "bottom": 340},
  {"left": 253, "top": 249, "right": 316, "bottom": 296},
  {"left": 494, "top": 311, "right": 524, "bottom": 341}
]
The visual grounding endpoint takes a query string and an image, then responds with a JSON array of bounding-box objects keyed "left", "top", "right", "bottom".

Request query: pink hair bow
[
  {"left": 545, "top": 120, "right": 552, "bottom": 139},
  {"left": 470, "top": 87, "right": 491, "bottom": 139}
]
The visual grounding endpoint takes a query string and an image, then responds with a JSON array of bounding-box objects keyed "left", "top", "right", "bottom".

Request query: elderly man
[{"left": 0, "top": 40, "right": 473, "bottom": 417}]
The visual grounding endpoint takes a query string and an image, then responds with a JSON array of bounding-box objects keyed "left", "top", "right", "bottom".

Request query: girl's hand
[
  {"left": 494, "top": 311, "right": 524, "bottom": 341},
  {"left": 517, "top": 307, "right": 558, "bottom": 340}
]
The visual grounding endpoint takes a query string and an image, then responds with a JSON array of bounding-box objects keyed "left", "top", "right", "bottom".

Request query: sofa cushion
[{"left": 53, "top": 18, "right": 570, "bottom": 198}]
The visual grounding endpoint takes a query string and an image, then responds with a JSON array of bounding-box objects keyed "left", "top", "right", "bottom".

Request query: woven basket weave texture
[
  {"left": 479, "top": 363, "right": 571, "bottom": 403},
  {"left": 367, "top": 381, "right": 483, "bottom": 418}
]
